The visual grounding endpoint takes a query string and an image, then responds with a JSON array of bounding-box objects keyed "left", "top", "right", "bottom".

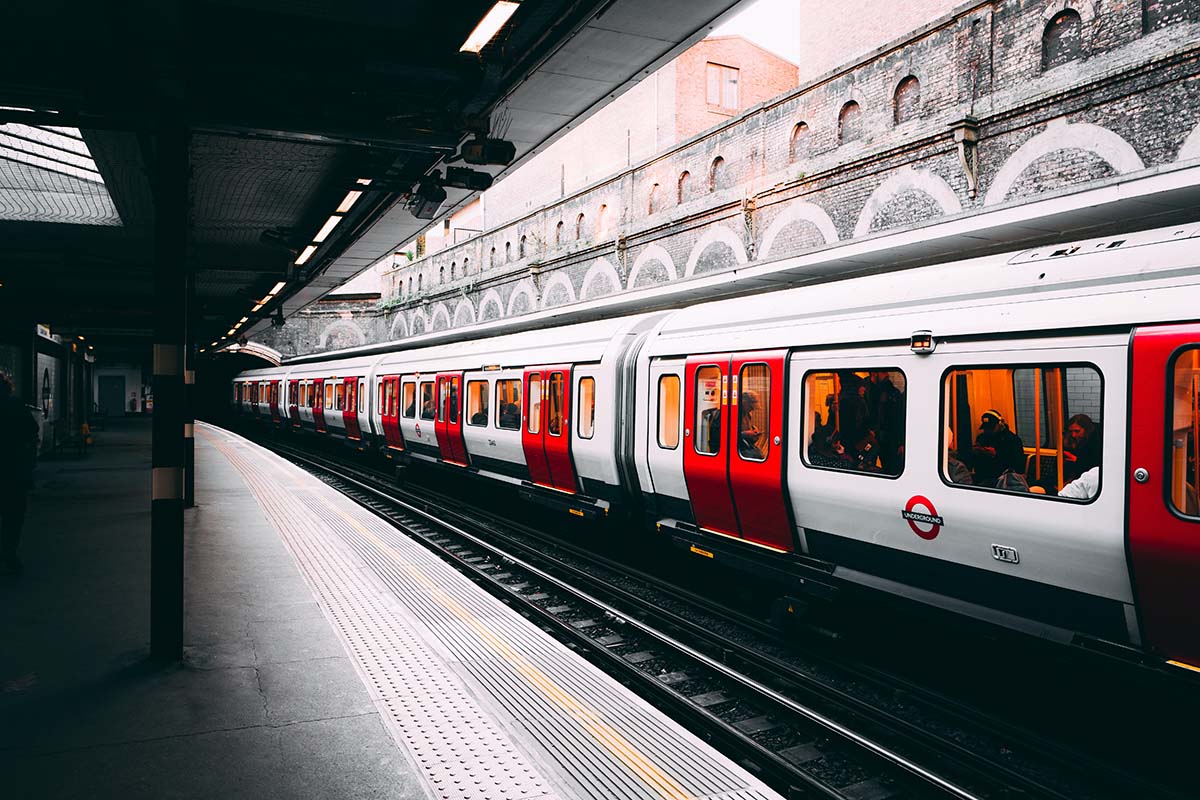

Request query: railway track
[{"left": 259, "top": 436, "right": 1184, "bottom": 800}]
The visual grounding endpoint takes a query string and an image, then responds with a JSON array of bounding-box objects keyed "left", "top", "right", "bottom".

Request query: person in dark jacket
[
  {"left": 971, "top": 409, "right": 1025, "bottom": 487},
  {"left": 1063, "top": 413, "right": 1101, "bottom": 483},
  {"left": 0, "top": 372, "right": 38, "bottom": 573}
]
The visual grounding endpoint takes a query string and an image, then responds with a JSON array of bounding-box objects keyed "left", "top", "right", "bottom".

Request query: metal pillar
[
  {"left": 183, "top": 273, "right": 195, "bottom": 509},
  {"left": 150, "top": 123, "right": 189, "bottom": 661}
]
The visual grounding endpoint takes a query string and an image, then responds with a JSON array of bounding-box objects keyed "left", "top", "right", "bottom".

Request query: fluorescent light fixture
[
  {"left": 336, "top": 191, "right": 362, "bottom": 213},
  {"left": 460, "top": 1, "right": 519, "bottom": 53},
  {"left": 226, "top": 328, "right": 236, "bottom": 336},
  {"left": 238, "top": 317, "right": 249, "bottom": 324},
  {"left": 211, "top": 341, "right": 219, "bottom": 347},
  {"left": 77, "top": 335, "right": 85, "bottom": 340},
  {"left": 295, "top": 245, "right": 317, "bottom": 266},
  {"left": 252, "top": 303, "right": 264, "bottom": 312},
  {"left": 269, "top": 281, "right": 287, "bottom": 295},
  {"left": 199, "top": 348, "right": 205, "bottom": 353},
  {"left": 356, "top": 177, "right": 372, "bottom": 186},
  {"left": 313, "top": 214, "right": 343, "bottom": 243}
]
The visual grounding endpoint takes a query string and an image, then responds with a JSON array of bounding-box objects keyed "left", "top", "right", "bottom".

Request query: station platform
[{"left": 1, "top": 418, "right": 782, "bottom": 800}]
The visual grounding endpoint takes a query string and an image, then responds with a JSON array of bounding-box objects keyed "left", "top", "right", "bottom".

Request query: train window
[
  {"left": 737, "top": 364, "right": 770, "bottom": 462},
  {"left": 438, "top": 379, "right": 449, "bottom": 422},
  {"left": 420, "top": 382, "right": 435, "bottom": 420},
  {"left": 325, "top": 382, "right": 334, "bottom": 410},
  {"left": 547, "top": 372, "right": 564, "bottom": 436},
  {"left": 467, "top": 380, "right": 489, "bottom": 426},
  {"left": 335, "top": 383, "right": 345, "bottom": 411},
  {"left": 1169, "top": 349, "right": 1199, "bottom": 517},
  {"left": 496, "top": 379, "right": 521, "bottom": 430},
  {"left": 402, "top": 381, "right": 415, "bottom": 418},
  {"left": 578, "top": 377, "right": 595, "bottom": 439},
  {"left": 694, "top": 365, "right": 722, "bottom": 456},
  {"left": 658, "top": 375, "right": 680, "bottom": 449},
  {"left": 358, "top": 381, "right": 366, "bottom": 414},
  {"left": 942, "top": 364, "right": 1102, "bottom": 500},
  {"left": 803, "top": 369, "right": 906, "bottom": 477},
  {"left": 378, "top": 381, "right": 385, "bottom": 414},
  {"left": 528, "top": 374, "right": 542, "bottom": 434},
  {"left": 449, "top": 379, "right": 459, "bottom": 424}
]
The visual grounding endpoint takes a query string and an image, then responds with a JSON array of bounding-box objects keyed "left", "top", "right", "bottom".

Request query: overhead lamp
[
  {"left": 269, "top": 281, "right": 287, "bottom": 295},
  {"left": 238, "top": 316, "right": 249, "bottom": 324},
  {"left": 336, "top": 190, "right": 362, "bottom": 213},
  {"left": 356, "top": 177, "right": 372, "bottom": 186},
  {"left": 295, "top": 245, "right": 317, "bottom": 266},
  {"left": 226, "top": 328, "right": 236, "bottom": 336},
  {"left": 313, "top": 214, "right": 343, "bottom": 243},
  {"left": 252, "top": 303, "right": 264, "bottom": 312},
  {"left": 210, "top": 341, "right": 219, "bottom": 347},
  {"left": 77, "top": 335, "right": 85, "bottom": 341},
  {"left": 460, "top": 1, "right": 519, "bottom": 53},
  {"left": 199, "top": 348, "right": 205, "bottom": 353}
]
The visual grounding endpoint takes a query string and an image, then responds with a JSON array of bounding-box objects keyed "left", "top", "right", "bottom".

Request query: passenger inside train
[{"left": 802, "top": 369, "right": 906, "bottom": 476}]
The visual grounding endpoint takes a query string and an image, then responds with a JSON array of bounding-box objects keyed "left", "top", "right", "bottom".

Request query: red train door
[
  {"left": 313, "top": 378, "right": 327, "bottom": 433},
  {"left": 683, "top": 356, "right": 738, "bottom": 536},
  {"left": 381, "top": 376, "right": 404, "bottom": 450},
  {"left": 1129, "top": 324, "right": 1200, "bottom": 668},
  {"left": 343, "top": 377, "right": 361, "bottom": 440},
  {"left": 435, "top": 373, "right": 468, "bottom": 465},
  {"left": 682, "top": 353, "right": 793, "bottom": 550},
  {"left": 288, "top": 380, "right": 300, "bottom": 427},
  {"left": 269, "top": 380, "right": 281, "bottom": 423},
  {"left": 728, "top": 352, "right": 792, "bottom": 551},
  {"left": 521, "top": 366, "right": 577, "bottom": 492},
  {"left": 250, "top": 382, "right": 260, "bottom": 415},
  {"left": 523, "top": 370, "right": 553, "bottom": 486}
]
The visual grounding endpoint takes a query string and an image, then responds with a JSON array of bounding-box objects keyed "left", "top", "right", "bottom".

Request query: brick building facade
[{"left": 255, "top": 0, "right": 1200, "bottom": 358}]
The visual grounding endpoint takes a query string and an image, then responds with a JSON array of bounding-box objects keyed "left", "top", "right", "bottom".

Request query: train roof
[{"left": 644, "top": 223, "right": 1200, "bottom": 357}]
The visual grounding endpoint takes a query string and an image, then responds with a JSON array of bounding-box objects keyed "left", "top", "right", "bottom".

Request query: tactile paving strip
[{"left": 200, "top": 425, "right": 782, "bottom": 800}]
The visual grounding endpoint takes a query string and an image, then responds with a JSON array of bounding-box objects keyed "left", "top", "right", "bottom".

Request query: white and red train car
[{"left": 234, "top": 223, "right": 1200, "bottom": 672}]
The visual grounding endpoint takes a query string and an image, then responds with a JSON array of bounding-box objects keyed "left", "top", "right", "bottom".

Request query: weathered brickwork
[{"left": 253, "top": 0, "right": 1200, "bottom": 358}]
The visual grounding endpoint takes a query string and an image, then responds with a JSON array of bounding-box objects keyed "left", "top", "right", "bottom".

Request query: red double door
[
  {"left": 342, "top": 377, "right": 361, "bottom": 440},
  {"left": 435, "top": 373, "right": 469, "bottom": 466},
  {"left": 288, "top": 380, "right": 301, "bottom": 427},
  {"left": 379, "top": 376, "right": 404, "bottom": 450},
  {"left": 1128, "top": 323, "right": 1200, "bottom": 667},
  {"left": 522, "top": 366, "right": 577, "bottom": 493},
  {"left": 313, "top": 378, "right": 327, "bottom": 433},
  {"left": 269, "top": 380, "right": 281, "bottom": 423},
  {"left": 682, "top": 351, "right": 792, "bottom": 552}
]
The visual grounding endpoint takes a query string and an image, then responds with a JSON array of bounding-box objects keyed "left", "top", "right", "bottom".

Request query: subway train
[{"left": 234, "top": 223, "right": 1200, "bottom": 672}]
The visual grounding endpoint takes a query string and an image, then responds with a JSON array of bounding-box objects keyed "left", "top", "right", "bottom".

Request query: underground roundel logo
[{"left": 902, "top": 495, "right": 943, "bottom": 540}]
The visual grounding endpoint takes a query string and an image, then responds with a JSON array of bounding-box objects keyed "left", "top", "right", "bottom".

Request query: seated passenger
[
  {"left": 498, "top": 403, "right": 520, "bottom": 428},
  {"left": 738, "top": 390, "right": 764, "bottom": 459},
  {"left": 945, "top": 426, "right": 973, "bottom": 485},
  {"left": 971, "top": 410, "right": 1024, "bottom": 487},
  {"left": 1058, "top": 466, "right": 1099, "bottom": 500},
  {"left": 404, "top": 399, "right": 415, "bottom": 417},
  {"left": 1064, "top": 413, "right": 1101, "bottom": 483},
  {"left": 808, "top": 428, "right": 855, "bottom": 469},
  {"left": 470, "top": 410, "right": 488, "bottom": 426}
]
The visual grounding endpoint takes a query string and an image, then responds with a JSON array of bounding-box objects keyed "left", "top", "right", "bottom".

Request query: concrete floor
[{"left": 0, "top": 418, "right": 424, "bottom": 799}]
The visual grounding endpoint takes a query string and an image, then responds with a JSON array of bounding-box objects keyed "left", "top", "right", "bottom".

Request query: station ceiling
[{"left": 0, "top": 0, "right": 741, "bottom": 359}]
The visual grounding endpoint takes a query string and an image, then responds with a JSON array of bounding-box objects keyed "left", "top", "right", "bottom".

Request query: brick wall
[
  {"left": 251, "top": 0, "right": 1200, "bottom": 358},
  {"left": 673, "top": 37, "right": 799, "bottom": 140}
]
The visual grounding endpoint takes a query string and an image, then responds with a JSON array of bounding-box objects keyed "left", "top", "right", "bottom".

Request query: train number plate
[{"left": 991, "top": 544, "right": 1020, "bottom": 564}]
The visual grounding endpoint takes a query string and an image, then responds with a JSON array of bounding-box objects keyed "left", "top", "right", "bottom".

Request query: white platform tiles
[{"left": 199, "top": 423, "right": 783, "bottom": 800}]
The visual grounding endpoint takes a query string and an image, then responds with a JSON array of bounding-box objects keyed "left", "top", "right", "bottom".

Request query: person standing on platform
[{"left": 0, "top": 371, "right": 38, "bottom": 574}]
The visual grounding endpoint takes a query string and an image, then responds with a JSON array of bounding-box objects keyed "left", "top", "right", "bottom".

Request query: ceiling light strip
[
  {"left": 313, "top": 214, "right": 342, "bottom": 243},
  {"left": 460, "top": 1, "right": 520, "bottom": 53}
]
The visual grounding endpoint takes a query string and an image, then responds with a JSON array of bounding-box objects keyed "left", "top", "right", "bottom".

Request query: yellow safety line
[{"left": 319, "top": 499, "right": 695, "bottom": 800}]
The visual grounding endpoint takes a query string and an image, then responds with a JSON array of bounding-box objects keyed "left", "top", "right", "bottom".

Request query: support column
[
  {"left": 183, "top": 273, "right": 195, "bottom": 508},
  {"left": 151, "top": 123, "right": 189, "bottom": 661}
]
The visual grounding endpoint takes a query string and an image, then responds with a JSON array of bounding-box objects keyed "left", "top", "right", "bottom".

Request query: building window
[
  {"left": 462, "top": 257, "right": 468, "bottom": 274},
  {"left": 677, "top": 171, "right": 690, "bottom": 204},
  {"left": 575, "top": 213, "right": 585, "bottom": 241},
  {"left": 489, "top": 246, "right": 496, "bottom": 268},
  {"left": 838, "top": 101, "right": 862, "bottom": 145},
  {"left": 657, "top": 375, "right": 680, "bottom": 449},
  {"left": 439, "top": 266, "right": 444, "bottom": 284},
  {"left": 648, "top": 183, "right": 659, "bottom": 215},
  {"left": 596, "top": 204, "right": 607, "bottom": 238},
  {"left": 943, "top": 364, "right": 1103, "bottom": 499},
  {"left": 450, "top": 262, "right": 456, "bottom": 281},
  {"left": 1042, "top": 9, "right": 1083, "bottom": 71},
  {"left": 893, "top": 76, "right": 920, "bottom": 125},
  {"left": 417, "top": 273, "right": 423, "bottom": 292},
  {"left": 577, "top": 377, "right": 595, "bottom": 439},
  {"left": 505, "top": 241, "right": 511, "bottom": 261},
  {"left": 803, "top": 369, "right": 907, "bottom": 477},
  {"left": 706, "top": 62, "right": 739, "bottom": 110},
  {"left": 519, "top": 235, "right": 527, "bottom": 258},
  {"left": 708, "top": 156, "right": 725, "bottom": 192},
  {"left": 789, "top": 122, "right": 810, "bottom": 162},
  {"left": 555, "top": 220, "right": 564, "bottom": 245}
]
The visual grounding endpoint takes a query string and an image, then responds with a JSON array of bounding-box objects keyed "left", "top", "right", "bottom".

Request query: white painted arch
[
  {"left": 1178, "top": 122, "right": 1200, "bottom": 162},
  {"left": 854, "top": 166, "right": 962, "bottom": 238},
  {"left": 539, "top": 272, "right": 578, "bottom": 308},
  {"left": 388, "top": 312, "right": 408, "bottom": 340},
  {"left": 985, "top": 119, "right": 1144, "bottom": 206},
  {"left": 429, "top": 302, "right": 452, "bottom": 332},
  {"left": 683, "top": 224, "right": 748, "bottom": 278},
  {"left": 408, "top": 309, "right": 430, "bottom": 336},
  {"left": 506, "top": 280, "right": 537, "bottom": 317},
  {"left": 580, "top": 258, "right": 623, "bottom": 299},
  {"left": 318, "top": 320, "right": 366, "bottom": 349},
  {"left": 758, "top": 201, "right": 838, "bottom": 259},
  {"left": 478, "top": 289, "right": 505, "bottom": 321},
  {"left": 627, "top": 243, "right": 677, "bottom": 288},
  {"left": 452, "top": 299, "right": 477, "bottom": 328}
]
